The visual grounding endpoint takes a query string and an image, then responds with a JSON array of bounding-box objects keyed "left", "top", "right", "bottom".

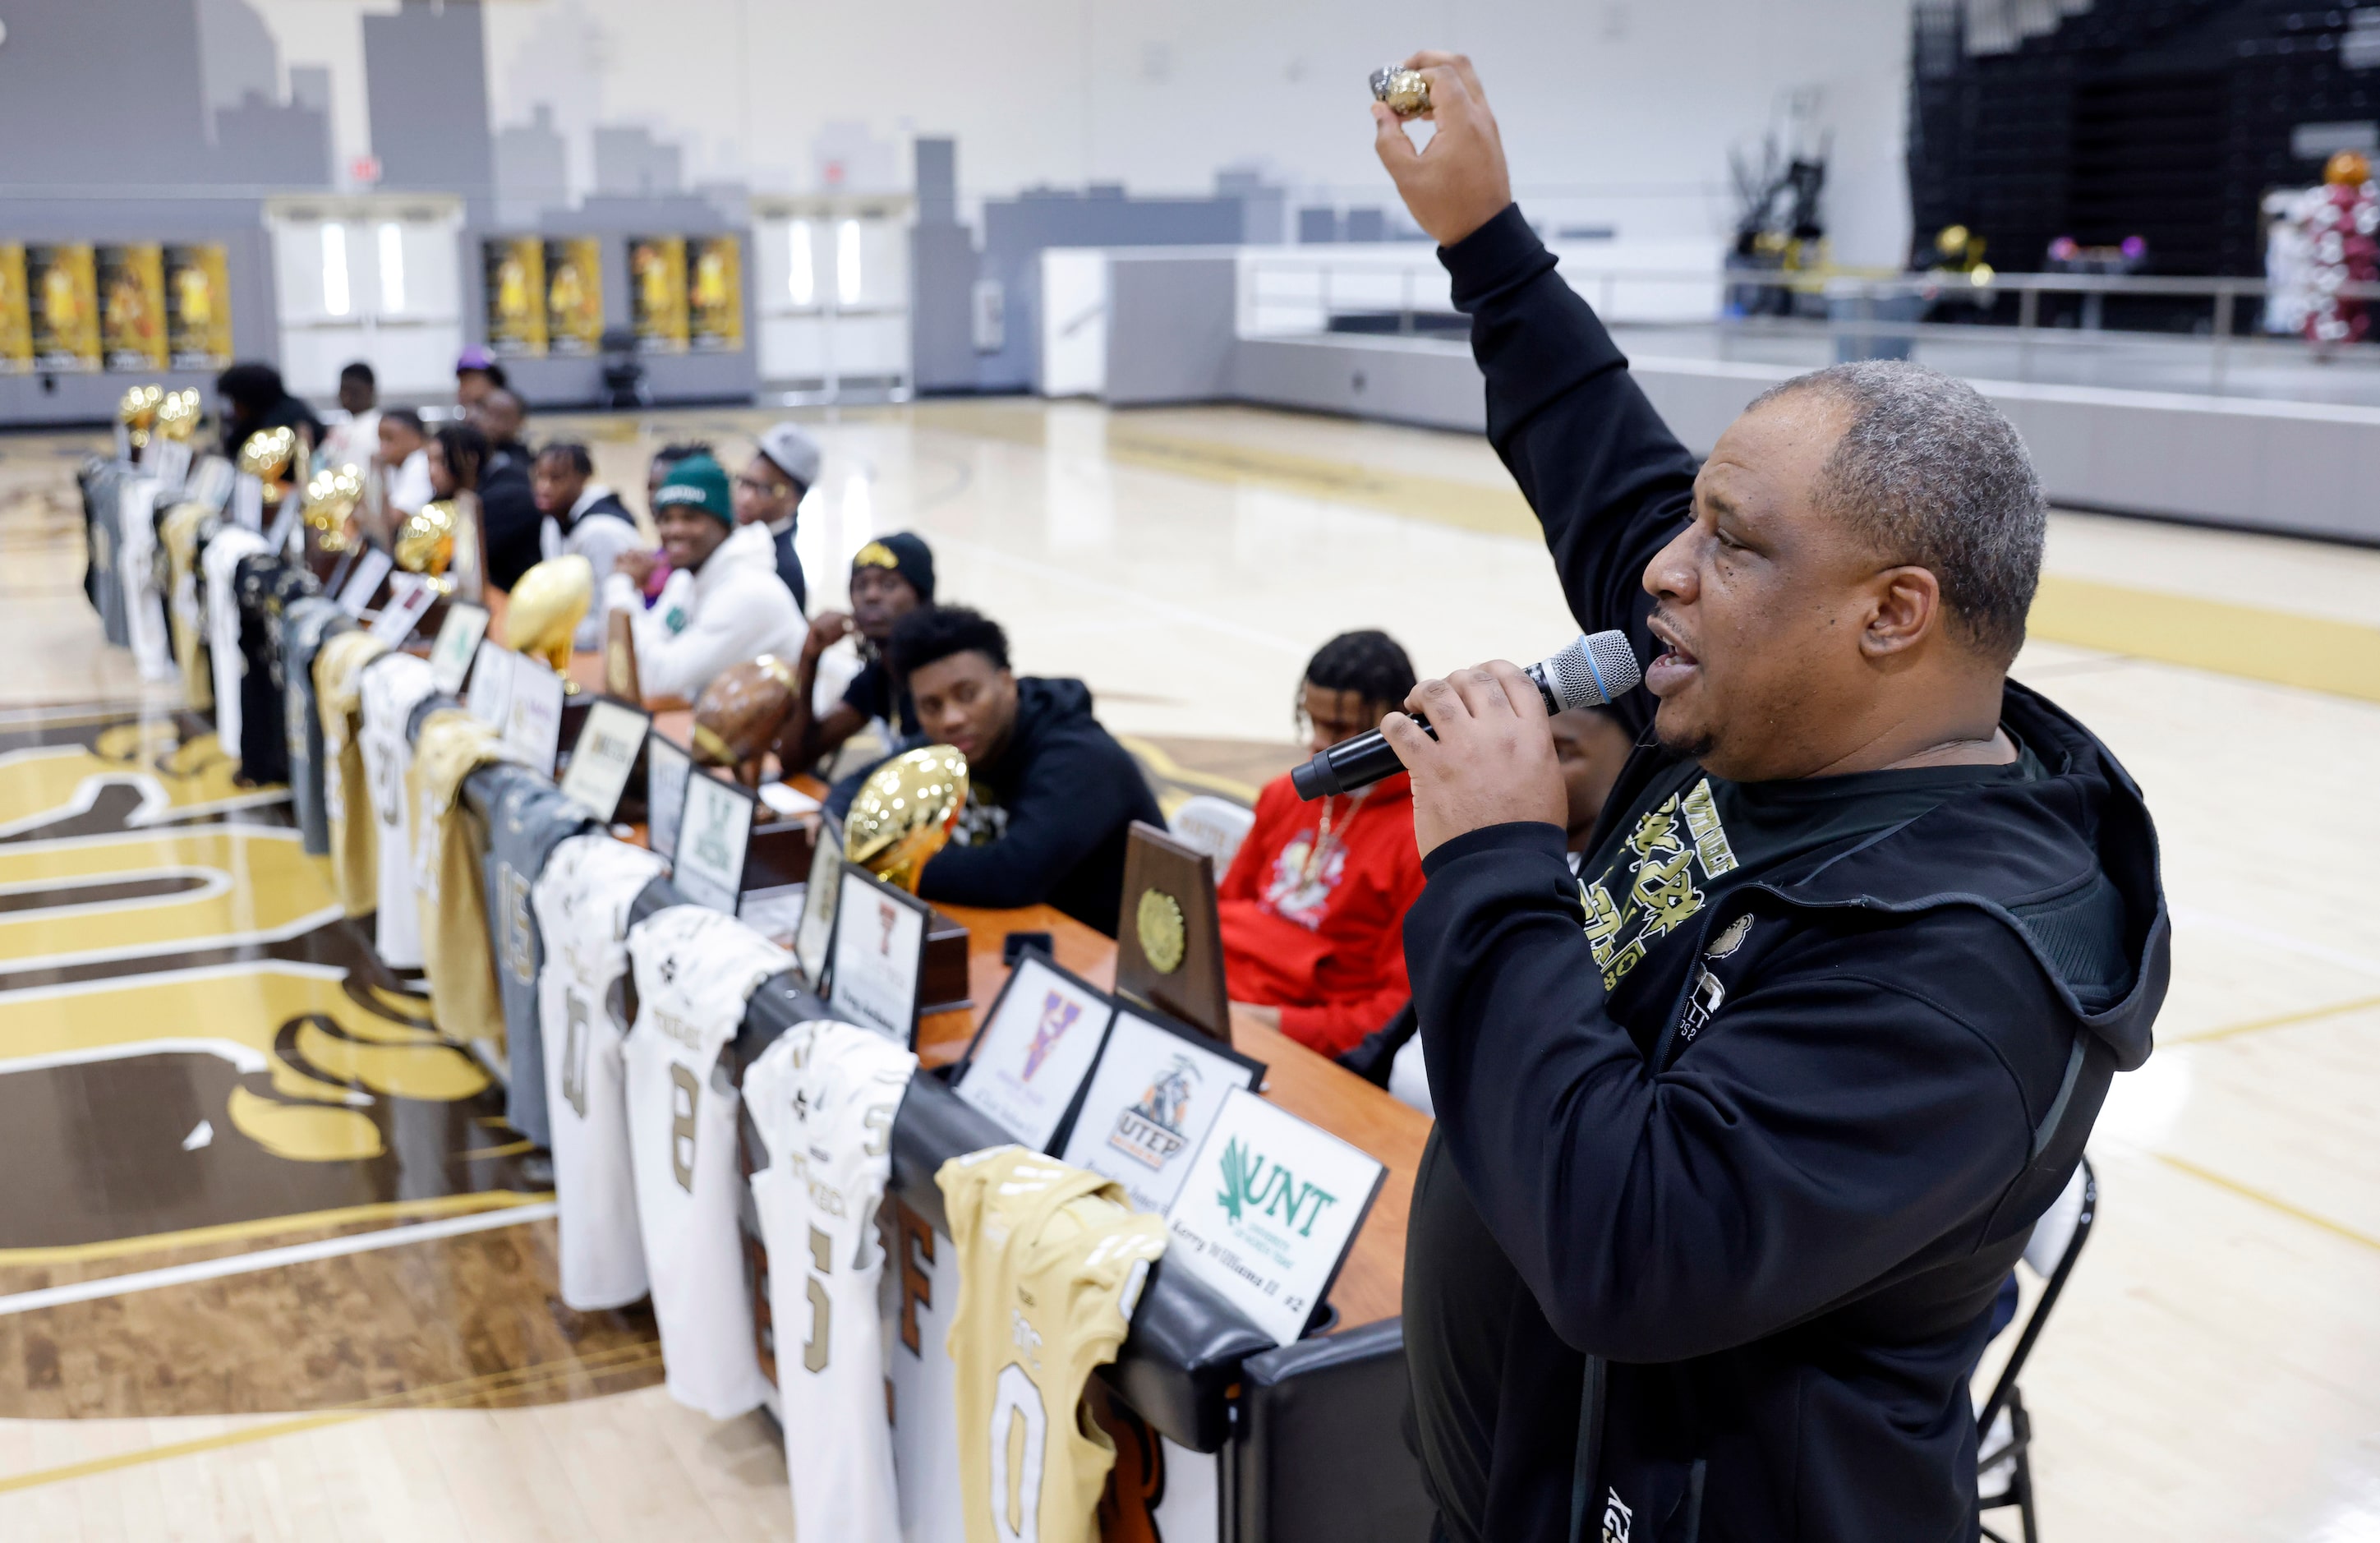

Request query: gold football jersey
[
  {"left": 937, "top": 1147, "right": 1168, "bottom": 1543},
  {"left": 406, "top": 709, "right": 521, "bottom": 1046},
  {"left": 313, "top": 630, "right": 390, "bottom": 918}
]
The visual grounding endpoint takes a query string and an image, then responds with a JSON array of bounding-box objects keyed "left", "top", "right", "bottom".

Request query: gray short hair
[{"left": 1750, "top": 362, "right": 2045, "bottom": 665}]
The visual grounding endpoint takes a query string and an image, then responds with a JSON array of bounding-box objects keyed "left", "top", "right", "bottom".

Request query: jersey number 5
[{"left": 803, "top": 1224, "right": 832, "bottom": 1373}]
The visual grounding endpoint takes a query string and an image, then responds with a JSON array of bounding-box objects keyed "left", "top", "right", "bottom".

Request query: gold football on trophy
[
  {"left": 845, "top": 744, "right": 970, "bottom": 894},
  {"left": 1370, "top": 64, "right": 1432, "bottom": 117},
  {"left": 239, "top": 426, "right": 297, "bottom": 487},
  {"left": 691, "top": 654, "right": 799, "bottom": 769},
  {"left": 156, "top": 389, "right": 202, "bottom": 443},
  {"left": 118, "top": 384, "right": 163, "bottom": 448},
  {"left": 301, "top": 463, "right": 366, "bottom": 554},
  {"left": 504, "top": 555, "right": 593, "bottom": 679},
  {"left": 395, "top": 500, "right": 458, "bottom": 594}
]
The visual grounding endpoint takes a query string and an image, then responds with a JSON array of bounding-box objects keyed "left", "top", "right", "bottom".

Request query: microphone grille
[{"left": 1544, "top": 629, "right": 1643, "bottom": 709}]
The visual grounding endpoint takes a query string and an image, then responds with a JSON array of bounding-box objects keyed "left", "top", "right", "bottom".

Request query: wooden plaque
[
  {"left": 1113, "top": 819, "right": 1231, "bottom": 1043},
  {"left": 604, "top": 608, "right": 641, "bottom": 702}
]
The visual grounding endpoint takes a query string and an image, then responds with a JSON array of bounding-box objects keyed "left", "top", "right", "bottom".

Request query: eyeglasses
[{"left": 734, "top": 474, "right": 795, "bottom": 499}]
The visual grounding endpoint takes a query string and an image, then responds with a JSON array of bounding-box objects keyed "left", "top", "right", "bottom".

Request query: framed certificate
[
  {"left": 1059, "top": 1006, "right": 1264, "bottom": 1214},
  {"left": 827, "top": 864, "right": 931, "bottom": 1044},
  {"left": 953, "top": 952, "right": 1117, "bottom": 1154},
  {"left": 791, "top": 811, "right": 844, "bottom": 988},
  {"left": 500, "top": 654, "right": 567, "bottom": 775},
  {"left": 558, "top": 698, "right": 650, "bottom": 824},
  {"left": 1162, "top": 1086, "right": 1387, "bottom": 1347},
  {"left": 646, "top": 734, "right": 693, "bottom": 863},
  {"left": 335, "top": 547, "right": 393, "bottom": 617},
  {"left": 673, "top": 769, "right": 755, "bottom": 914},
  {"left": 367, "top": 574, "right": 437, "bottom": 643},
  {"left": 429, "top": 602, "right": 490, "bottom": 695}
]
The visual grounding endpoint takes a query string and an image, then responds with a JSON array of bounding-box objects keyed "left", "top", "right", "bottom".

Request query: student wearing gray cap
[{"left": 735, "top": 421, "right": 821, "bottom": 614}]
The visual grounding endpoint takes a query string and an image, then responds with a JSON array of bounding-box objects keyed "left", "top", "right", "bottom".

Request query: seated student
[
  {"left": 861, "top": 606, "right": 1162, "bottom": 936},
  {"left": 604, "top": 453, "right": 804, "bottom": 703},
  {"left": 532, "top": 442, "right": 642, "bottom": 649},
  {"left": 470, "top": 387, "right": 542, "bottom": 591},
  {"left": 736, "top": 422, "right": 821, "bottom": 614},
  {"left": 1337, "top": 700, "right": 1638, "bottom": 1112},
  {"left": 776, "top": 534, "right": 935, "bottom": 774},
  {"left": 1218, "top": 631, "right": 1426, "bottom": 1057},
  {"left": 376, "top": 407, "right": 432, "bottom": 526},
  {"left": 632, "top": 440, "right": 712, "bottom": 605}
]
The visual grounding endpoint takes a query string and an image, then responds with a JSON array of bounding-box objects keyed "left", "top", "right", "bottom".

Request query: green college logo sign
[{"left": 1216, "top": 1135, "right": 1339, "bottom": 1238}]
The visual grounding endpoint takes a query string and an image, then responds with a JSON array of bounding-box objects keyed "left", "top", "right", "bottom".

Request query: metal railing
[{"left": 1241, "top": 252, "right": 2380, "bottom": 403}]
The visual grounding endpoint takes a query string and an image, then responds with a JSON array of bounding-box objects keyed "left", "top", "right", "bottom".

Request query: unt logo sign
[{"left": 1215, "top": 1135, "right": 1338, "bottom": 1238}]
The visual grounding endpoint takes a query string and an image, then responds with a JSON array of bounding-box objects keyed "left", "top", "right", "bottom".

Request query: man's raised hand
[
  {"left": 1379, "top": 661, "right": 1565, "bottom": 859},
  {"left": 1371, "top": 52, "right": 1513, "bottom": 248}
]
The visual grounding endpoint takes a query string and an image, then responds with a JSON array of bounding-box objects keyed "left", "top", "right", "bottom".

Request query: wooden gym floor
[{"left": 0, "top": 400, "right": 2374, "bottom": 1540}]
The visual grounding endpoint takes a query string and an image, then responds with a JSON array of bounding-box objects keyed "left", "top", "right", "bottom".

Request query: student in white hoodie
[{"left": 604, "top": 452, "right": 805, "bottom": 703}]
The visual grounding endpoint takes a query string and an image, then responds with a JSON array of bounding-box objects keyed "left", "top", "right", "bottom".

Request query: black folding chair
[{"left": 1978, "top": 1155, "right": 2097, "bottom": 1543}]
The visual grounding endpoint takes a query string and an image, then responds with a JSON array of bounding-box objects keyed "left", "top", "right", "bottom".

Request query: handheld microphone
[{"left": 1291, "top": 630, "right": 1642, "bottom": 801}]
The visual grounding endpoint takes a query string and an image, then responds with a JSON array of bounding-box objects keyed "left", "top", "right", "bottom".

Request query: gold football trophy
[
  {"left": 117, "top": 385, "right": 163, "bottom": 450},
  {"left": 504, "top": 555, "right": 592, "bottom": 683},
  {"left": 155, "top": 389, "right": 201, "bottom": 443},
  {"left": 395, "top": 500, "right": 459, "bottom": 593},
  {"left": 691, "top": 655, "right": 799, "bottom": 783},
  {"left": 844, "top": 745, "right": 970, "bottom": 894},
  {"left": 1370, "top": 64, "right": 1432, "bottom": 117},
  {"left": 300, "top": 464, "right": 365, "bottom": 555},
  {"left": 239, "top": 426, "right": 297, "bottom": 492}
]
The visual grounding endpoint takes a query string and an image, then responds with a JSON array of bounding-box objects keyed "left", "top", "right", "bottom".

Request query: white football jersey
[
  {"left": 745, "top": 1020, "right": 918, "bottom": 1543},
  {"left": 624, "top": 905, "right": 791, "bottom": 1420},
  {"left": 357, "top": 653, "right": 435, "bottom": 968},
  {"left": 532, "top": 833, "right": 667, "bottom": 1310}
]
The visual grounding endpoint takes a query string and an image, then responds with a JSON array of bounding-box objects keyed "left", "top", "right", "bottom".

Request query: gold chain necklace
[{"left": 1299, "top": 784, "right": 1373, "bottom": 886}]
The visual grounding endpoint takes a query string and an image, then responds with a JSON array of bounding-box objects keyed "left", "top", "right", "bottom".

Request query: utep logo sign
[
  {"left": 1022, "top": 990, "right": 1080, "bottom": 1080},
  {"left": 1109, "top": 1055, "right": 1198, "bottom": 1172},
  {"left": 1215, "top": 1135, "right": 1337, "bottom": 1238}
]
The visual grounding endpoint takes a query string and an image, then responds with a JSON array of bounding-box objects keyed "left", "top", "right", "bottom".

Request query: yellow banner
[
  {"left": 0, "top": 244, "right": 29, "bottom": 375},
  {"left": 544, "top": 236, "right": 604, "bottom": 356},
  {"left": 99, "top": 242, "right": 168, "bottom": 372},
  {"left": 483, "top": 236, "right": 548, "bottom": 357},
  {"left": 163, "top": 243, "right": 232, "bottom": 369},
  {"left": 627, "top": 234, "right": 688, "bottom": 353},
  {"left": 689, "top": 234, "right": 743, "bottom": 352},
  {"left": 27, "top": 243, "right": 99, "bottom": 371}
]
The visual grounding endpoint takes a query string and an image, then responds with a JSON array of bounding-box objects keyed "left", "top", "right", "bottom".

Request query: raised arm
[{"left": 1376, "top": 53, "right": 1697, "bottom": 733}]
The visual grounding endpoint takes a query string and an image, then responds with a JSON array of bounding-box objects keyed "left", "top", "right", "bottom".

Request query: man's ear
[{"left": 1862, "top": 565, "right": 1941, "bottom": 660}]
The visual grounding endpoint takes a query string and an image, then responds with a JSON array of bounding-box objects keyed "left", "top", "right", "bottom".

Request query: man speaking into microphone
[{"left": 1368, "top": 56, "right": 2170, "bottom": 1543}]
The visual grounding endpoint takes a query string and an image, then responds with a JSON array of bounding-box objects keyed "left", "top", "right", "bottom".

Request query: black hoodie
[
  {"left": 1399, "top": 206, "right": 2169, "bottom": 1543},
  {"left": 907, "top": 676, "right": 1164, "bottom": 936}
]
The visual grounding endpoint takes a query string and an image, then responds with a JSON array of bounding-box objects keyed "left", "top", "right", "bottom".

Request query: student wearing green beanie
[{"left": 605, "top": 452, "right": 807, "bottom": 702}]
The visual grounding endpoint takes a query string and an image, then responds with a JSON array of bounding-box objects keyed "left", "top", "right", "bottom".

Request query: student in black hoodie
[
  {"left": 880, "top": 605, "right": 1162, "bottom": 936},
  {"left": 470, "top": 387, "right": 543, "bottom": 592},
  {"left": 1370, "top": 54, "right": 2167, "bottom": 1543}
]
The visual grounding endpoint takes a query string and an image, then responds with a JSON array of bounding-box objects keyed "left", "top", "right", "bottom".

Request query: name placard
[
  {"left": 673, "top": 770, "right": 755, "bottom": 914},
  {"left": 1059, "top": 1006, "right": 1264, "bottom": 1214},
  {"left": 791, "top": 811, "right": 844, "bottom": 987},
  {"left": 645, "top": 735, "right": 693, "bottom": 863},
  {"left": 558, "top": 698, "right": 651, "bottom": 824},
  {"left": 429, "top": 602, "right": 490, "bottom": 696},
  {"left": 335, "top": 547, "right": 393, "bottom": 617},
  {"left": 367, "top": 574, "right": 437, "bottom": 643},
  {"left": 501, "top": 653, "right": 567, "bottom": 775},
  {"left": 954, "top": 953, "right": 1117, "bottom": 1154},
  {"left": 827, "top": 865, "right": 932, "bottom": 1044},
  {"left": 191, "top": 457, "right": 236, "bottom": 514},
  {"left": 463, "top": 643, "right": 510, "bottom": 728},
  {"left": 1162, "top": 1086, "right": 1386, "bottom": 1346}
]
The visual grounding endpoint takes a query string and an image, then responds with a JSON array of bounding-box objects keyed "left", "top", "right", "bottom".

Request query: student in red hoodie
[{"left": 1222, "top": 631, "right": 1425, "bottom": 1055}]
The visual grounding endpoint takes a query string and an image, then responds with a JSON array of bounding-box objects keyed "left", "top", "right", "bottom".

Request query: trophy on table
[
  {"left": 690, "top": 655, "right": 800, "bottom": 787},
  {"left": 504, "top": 555, "right": 593, "bottom": 684},
  {"left": 394, "top": 500, "right": 458, "bottom": 595},
  {"left": 155, "top": 389, "right": 201, "bottom": 444},
  {"left": 117, "top": 384, "right": 163, "bottom": 454},
  {"left": 845, "top": 744, "right": 971, "bottom": 895},
  {"left": 300, "top": 463, "right": 364, "bottom": 560}
]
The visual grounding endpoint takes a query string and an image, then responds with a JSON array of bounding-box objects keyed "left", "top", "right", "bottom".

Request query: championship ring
[
  {"left": 1370, "top": 65, "right": 1431, "bottom": 117},
  {"left": 1136, "top": 887, "right": 1186, "bottom": 974}
]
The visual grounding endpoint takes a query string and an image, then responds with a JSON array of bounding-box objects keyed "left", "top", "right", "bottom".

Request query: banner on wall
[
  {"left": 627, "top": 235, "right": 688, "bottom": 353},
  {"left": 544, "top": 237, "right": 603, "bottom": 356},
  {"left": 0, "top": 245, "right": 30, "bottom": 374},
  {"left": 163, "top": 244, "right": 232, "bottom": 370},
  {"left": 483, "top": 237, "right": 548, "bottom": 357},
  {"left": 688, "top": 235, "right": 743, "bottom": 352},
  {"left": 99, "top": 243, "right": 168, "bottom": 372},
  {"left": 26, "top": 243, "right": 100, "bottom": 372}
]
